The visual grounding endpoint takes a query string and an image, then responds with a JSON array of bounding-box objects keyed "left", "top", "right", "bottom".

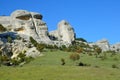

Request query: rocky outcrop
[
  {"left": 49, "top": 20, "right": 75, "bottom": 44},
  {"left": 10, "top": 10, "right": 51, "bottom": 43},
  {"left": 111, "top": 43, "right": 120, "bottom": 52},
  {"left": 0, "top": 10, "right": 75, "bottom": 45},
  {"left": 0, "top": 16, "right": 10, "bottom": 27},
  {"left": 89, "top": 39, "right": 110, "bottom": 52},
  {"left": 0, "top": 9, "right": 76, "bottom": 58},
  {"left": 95, "top": 39, "right": 110, "bottom": 52}
]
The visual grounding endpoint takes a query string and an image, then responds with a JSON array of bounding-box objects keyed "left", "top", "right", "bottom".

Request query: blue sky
[{"left": 0, "top": 0, "right": 120, "bottom": 44}]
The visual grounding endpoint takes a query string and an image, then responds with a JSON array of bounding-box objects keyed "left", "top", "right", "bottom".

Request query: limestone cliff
[
  {"left": 0, "top": 10, "right": 75, "bottom": 45},
  {"left": 0, "top": 10, "right": 76, "bottom": 58}
]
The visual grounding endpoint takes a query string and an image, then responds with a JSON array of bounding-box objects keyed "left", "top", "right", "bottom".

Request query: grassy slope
[{"left": 0, "top": 50, "right": 120, "bottom": 80}]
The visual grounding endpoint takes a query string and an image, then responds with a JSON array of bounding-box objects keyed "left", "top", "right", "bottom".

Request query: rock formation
[
  {"left": 0, "top": 10, "right": 76, "bottom": 58},
  {"left": 0, "top": 10, "right": 75, "bottom": 45},
  {"left": 49, "top": 20, "right": 75, "bottom": 44},
  {"left": 95, "top": 39, "right": 110, "bottom": 52},
  {"left": 89, "top": 39, "right": 110, "bottom": 52},
  {"left": 111, "top": 43, "right": 120, "bottom": 52},
  {"left": 10, "top": 10, "right": 51, "bottom": 43}
]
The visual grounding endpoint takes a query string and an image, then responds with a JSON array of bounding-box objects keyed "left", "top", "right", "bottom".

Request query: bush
[
  {"left": 78, "top": 62, "right": 91, "bottom": 67},
  {"left": 0, "top": 24, "right": 6, "bottom": 32},
  {"left": 36, "top": 43, "right": 45, "bottom": 52},
  {"left": 61, "top": 58, "right": 65, "bottom": 65},
  {"left": 11, "top": 53, "right": 34, "bottom": 66},
  {"left": 95, "top": 47, "right": 102, "bottom": 55},
  {"left": 76, "top": 47, "right": 83, "bottom": 53},
  {"left": 30, "top": 37, "right": 45, "bottom": 52},
  {"left": 112, "top": 64, "right": 119, "bottom": 69},
  {"left": 11, "top": 58, "right": 19, "bottom": 66},
  {"left": 7, "top": 36, "right": 12, "bottom": 43},
  {"left": 70, "top": 53, "right": 80, "bottom": 61}
]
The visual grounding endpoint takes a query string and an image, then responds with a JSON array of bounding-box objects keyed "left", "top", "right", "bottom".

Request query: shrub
[
  {"left": 36, "top": 43, "right": 45, "bottom": 52},
  {"left": 76, "top": 47, "right": 83, "bottom": 53},
  {"left": 30, "top": 36, "right": 45, "bottom": 52},
  {"left": 30, "top": 36, "right": 37, "bottom": 46},
  {"left": 11, "top": 58, "right": 19, "bottom": 66},
  {"left": 113, "top": 57, "right": 119, "bottom": 61},
  {"left": 0, "top": 24, "right": 6, "bottom": 32},
  {"left": 11, "top": 53, "right": 34, "bottom": 66},
  {"left": 70, "top": 53, "right": 80, "bottom": 61},
  {"left": 7, "top": 36, "right": 12, "bottom": 43},
  {"left": 1, "top": 55, "right": 11, "bottom": 66},
  {"left": 78, "top": 62, "right": 91, "bottom": 67},
  {"left": 95, "top": 47, "right": 102, "bottom": 55},
  {"left": 61, "top": 58, "right": 65, "bottom": 65},
  {"left": 112, "top": 64, "right": 119, "bottom": 69}
]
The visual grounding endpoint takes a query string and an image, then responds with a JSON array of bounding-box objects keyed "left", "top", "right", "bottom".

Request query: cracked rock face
[
  {"left": 49, "top": 20, "right": 75, "bottom": 44},
  {"left": 10, "top": 10, "right": 50, "bottom": 42},
  {"left": 0, "top": 10, "right": 76, "bottom": 45},
  {"left": 58, "top": 20, "right": 75, "bottom": 43}
]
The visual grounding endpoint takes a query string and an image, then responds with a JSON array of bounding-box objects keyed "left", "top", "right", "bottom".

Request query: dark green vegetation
[
  {"left": 0, "top": 50, "right": 120, "bottom": 80},
  {"left": 0, "top": 50, "right": 33, "bottom": 66},
  {"left": 76, "top": 38, "right": 87, "bottom": 42},
  {"left": 30, "top": 36, "right": 45, "bottom": 52},
  {"left": 0, "top": 24, "right": 7, "bottom": 32}
]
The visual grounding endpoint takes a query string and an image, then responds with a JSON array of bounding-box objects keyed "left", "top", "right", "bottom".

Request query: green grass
[{"left": 0, "top": 50, "right": 120, "bottom": 80}]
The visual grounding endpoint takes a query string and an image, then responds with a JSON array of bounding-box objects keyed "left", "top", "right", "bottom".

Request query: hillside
[{"left": 0, "top": 50, "right": 120, "bottom": 80}]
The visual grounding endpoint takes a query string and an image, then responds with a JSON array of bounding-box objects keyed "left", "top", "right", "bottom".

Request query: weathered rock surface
[
  {"left": 0, "top": 10, "right": 76, "bottom": 45},
  {"left": 89, "top": 39, "right": 110, "bottom": 52},
  {"left": 111, "top": 43, "right": 120, "bottom": 52},
  {"left": 10, "top": 10, "right": 51, "bottom": 43},
  {"left": 49, "top": 20, "right": 75, "bottom": 44},
  {"left": 95, "top": 39, "right": 110, "bottom": 51},
  {"left": 25, "top": 47, "right": 41, "bottom": 58},
  {"left": 0, "top": 16, "right": 11, "bottom": 27},
  {"left": 0, "top": 9, "right": 77, "bottom": 58}
]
